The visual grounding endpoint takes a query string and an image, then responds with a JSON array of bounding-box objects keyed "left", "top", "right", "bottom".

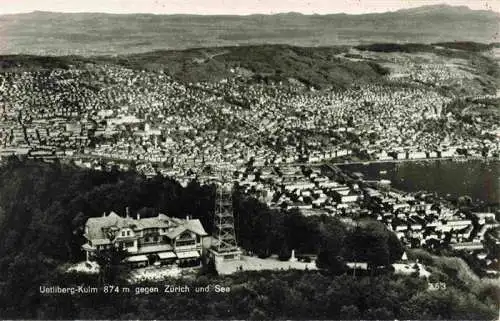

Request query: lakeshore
[{"left": 338, "top": 159, "right": 499, "bottom": 204}]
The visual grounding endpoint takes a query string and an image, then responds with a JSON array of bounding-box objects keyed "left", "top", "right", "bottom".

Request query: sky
[{"left": 0, "top": 0, "right": 498, "bottom": 15}]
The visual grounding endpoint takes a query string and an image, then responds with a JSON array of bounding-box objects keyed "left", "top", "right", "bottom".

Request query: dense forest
[{"left": 0, "top": 157, "right": 497, "bottom": 319}]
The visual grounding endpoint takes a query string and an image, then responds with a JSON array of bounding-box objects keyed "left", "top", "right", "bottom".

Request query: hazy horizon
[
  {"left": 0, "top": 0, "right": 498, "bottom": 15},
  {"left": 1, "top": 1, "right": 497, "bottom": 56}
]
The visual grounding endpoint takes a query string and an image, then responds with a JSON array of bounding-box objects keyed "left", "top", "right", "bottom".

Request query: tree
[
  {"left": 364, "top": 307, "right": 394, "bottom": 319},
  {"left": 278, "top": 241, "right": 291, "bottom": 261},
  {"left": 388, "top": 232, "right": 404, "bottom": 263},
  {"left": 94, "top": 245, "right": 129, "bottom": 284},
  {"left": 345, "top": 221, "right": 403, "bottom": 269},
  {"left": 316, "top": 219, "right": 347, "bottom": 273},
  {"left": 317, "top": 252, "right": 347, "bottom": 275},
  {"left": 340, "top": 305, "right": 360, "bottom": 319},
  {"left": 249, "top": 308, "right": 267, "bottom": 320}
]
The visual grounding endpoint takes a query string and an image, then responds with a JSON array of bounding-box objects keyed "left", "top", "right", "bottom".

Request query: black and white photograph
[{"left": 0, "top": 0, "right": 499, "bottom": 319}]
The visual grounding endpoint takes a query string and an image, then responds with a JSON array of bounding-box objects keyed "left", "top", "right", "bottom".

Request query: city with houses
[
  {"left": 1, "top": 44, "right": 499, "bottom": 278},
  {"left": 0, "top": 3, "right": 499, "bottom": 319}
]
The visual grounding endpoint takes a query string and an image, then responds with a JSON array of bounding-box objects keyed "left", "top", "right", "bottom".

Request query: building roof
[
  {"left": 136, "top": 244, "right": 174, "bottom": 254},
  {"left": 158, "top": 251, "right": 177, "bottom": 259},
  {"left": 176, "top": 250, "right": 200, "bottom": 259},
  {"left": 124, "top": 255, "right": 149, "bottom": 263},
  {"left": 85, "top": 212, "right": 128, "bottom": 240},
  {"left": 185, "top": 219, "right": 209, "bottom": 236},
  {"left": 85, "top": 211, "right": 208, "bottom": 244}
]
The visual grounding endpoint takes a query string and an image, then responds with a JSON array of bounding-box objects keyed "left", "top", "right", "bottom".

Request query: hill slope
[
  {"left": 0, "top": 42, "right": 497, "bottom": 93},
  {"left": 0, "top": 5, "right": 498, "bottom": 56},
  {"left": 0, "top": 45, "right": 389, "bottom": 89}
]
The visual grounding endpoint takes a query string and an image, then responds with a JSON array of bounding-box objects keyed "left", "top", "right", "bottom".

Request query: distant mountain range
[{"left": 0, "top": 4, "right": 498, "bottom": 56}]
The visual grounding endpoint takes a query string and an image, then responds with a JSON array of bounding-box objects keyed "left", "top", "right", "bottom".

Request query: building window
[
  {"left": 121, "top": 231, "right": 126, "bottom": 237},
  {"left": 176, "top": 240, "right": 196, "bottom": 247},
  {"left": 125, "top": 241, "right": 134, "bottom": 248},
  {"left": 127, "top": 231, "right": 131, "bottom": 236}
]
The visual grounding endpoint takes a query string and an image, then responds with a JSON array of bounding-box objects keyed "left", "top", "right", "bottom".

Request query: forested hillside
[
  {"left": 0, "top": 158, "right": 497, "bottom": 319},
  {"left": 0, "top": 44, "right": 391, "bottom": 90}
]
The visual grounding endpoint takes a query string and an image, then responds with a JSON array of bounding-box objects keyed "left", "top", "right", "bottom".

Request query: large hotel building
[{"left": 82, "top": 211, "right": 208, "bottom": 268}]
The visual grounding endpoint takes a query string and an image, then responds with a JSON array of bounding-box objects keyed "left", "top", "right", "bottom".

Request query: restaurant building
[{"left": 82, "top": 211, "right": 208, "bottom": 268}]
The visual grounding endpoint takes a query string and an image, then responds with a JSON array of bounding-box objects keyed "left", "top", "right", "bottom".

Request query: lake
[{"left": 338, "top": 160, "right": 499, "bottom": 204}]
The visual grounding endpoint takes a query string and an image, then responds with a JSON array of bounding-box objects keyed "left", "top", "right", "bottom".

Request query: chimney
[
  {"left": 126, "top": 207, "right": 130, "bottom": 218},
  {"left": 102, "top": 212, "right": 106, "bottom": 217},
  {"left": 137, "top": 213, "right": 141, "bottom": 220}
]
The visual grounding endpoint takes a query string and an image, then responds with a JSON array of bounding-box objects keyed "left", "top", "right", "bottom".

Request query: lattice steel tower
[{"left": 209, "top": 166, "right": 241, "bottom": 261}]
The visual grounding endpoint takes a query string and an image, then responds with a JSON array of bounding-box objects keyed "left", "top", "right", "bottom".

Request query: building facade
[{"left": 82, "top": 211, "right": 208, "bottom": 268}]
